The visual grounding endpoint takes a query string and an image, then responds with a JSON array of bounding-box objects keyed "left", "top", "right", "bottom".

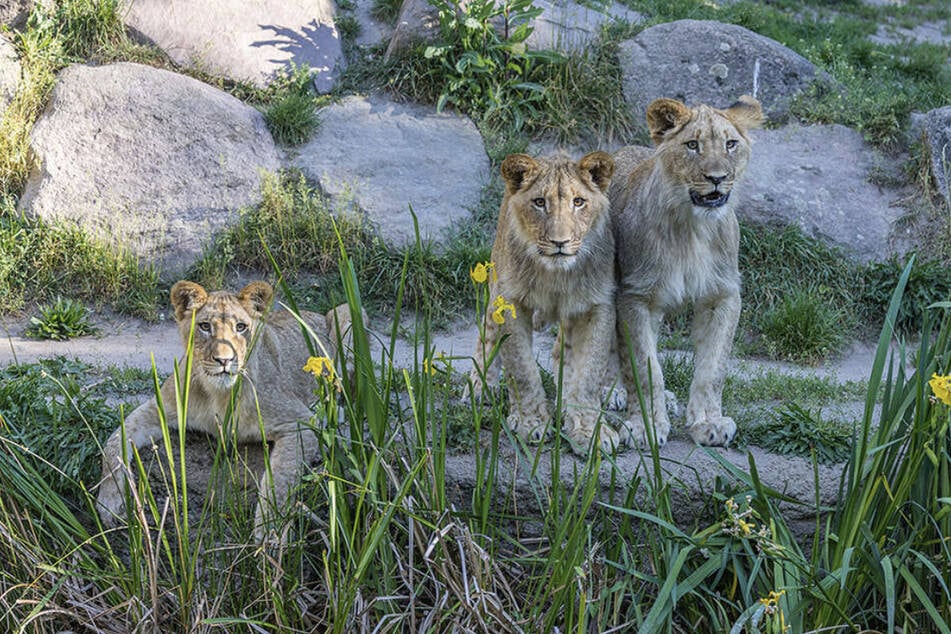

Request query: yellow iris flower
[
  {"left": 470, "top": 261, "right": 497, "bottom": 284},
  {"left": 303, "top": 356, "right": 335, "bottom": 379},
  {"left": 929, "top": 373, "right": 951, "bottom": 405},
  {"left": 491, "top": 295, "right": 516, "bottom": 325}
]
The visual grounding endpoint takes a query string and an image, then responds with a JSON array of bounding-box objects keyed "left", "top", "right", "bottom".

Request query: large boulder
[
  {"left": 737, "top": 124, "right": 905, "bottom": 261},
  {"left": 292, "top": 95, "right": 490, "bottom": 248},
  {"left": 0, "top": 0, "right": 31, "bottom": 28},
  {"left": 923, "top": 106, "right": 951, "bottom": 209},
  {"left": 617, "top": 20, "right": 823, "bottom": 128},
  {"left": 384, "top": 0, "right": 441, "bottom": 60},
  {"left": 125, "top": 0, "right": 344, "bottom": 92},
  {"left": 0, "top": 34, "right": 18, "bottom": 116},
  {"left": 525, "top": 0, "right": 643, "bottom": 52},
  {"left": 19, "top": 62, "right": 280, "bottom": 276}
]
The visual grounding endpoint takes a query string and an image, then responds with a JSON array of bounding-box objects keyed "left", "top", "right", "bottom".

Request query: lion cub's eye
[
  {"left": 197, "top": 322, "right": 212, "bottom": 333},
  {"left": 685, "top": 140, "right": 700, "bottom": 152},
  {"left": 725, "top": 139, "right": 739, "bottom": 151},
  {"left": 235, "top": 322, "right": 248, "bottom": 334},
  {"left": 573, "top": 197, "right": 586, "bottom": 208},
  {"left": 532, "top": 197, "right": 546, "bottom": 209}
]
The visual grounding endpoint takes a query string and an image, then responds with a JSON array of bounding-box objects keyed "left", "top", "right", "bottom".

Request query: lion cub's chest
[
  {"left": 509, "top": 263, "right": 613, "bottom": 323},
  {"left": 651, "top": 226, "right": 737, "bottom": 311}
]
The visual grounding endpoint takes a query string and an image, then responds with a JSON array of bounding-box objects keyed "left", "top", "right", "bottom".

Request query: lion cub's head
[
  {"left": 647, "top": 95, "right": 763, "bottom": 213},
  {"left": 501, "top": 151, "right": 614, "bottom": 270},
  {"left": 169, "top": 281, "right": 273, "bottom": 390}
]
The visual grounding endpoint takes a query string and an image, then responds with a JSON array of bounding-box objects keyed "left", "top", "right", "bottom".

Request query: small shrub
[
  {"left": 744, "top": 403, "right": 853, "bottom": 464},
  {"left": 25, "top": 297, "right": 99, "bottom": 341},
  {"left": 862, "top": 256, "right": 951, "bottom": 335},
  {"left": 261, "top": 66, "right": 320, "bottom": 145},
  {"left": 759, "top": 288, "right": 847, "bottom": 365}
]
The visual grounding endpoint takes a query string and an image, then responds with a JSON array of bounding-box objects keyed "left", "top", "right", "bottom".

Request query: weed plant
[
  {"left": 743, "top": 403, "right": 853, "bottom": 464},
  {"left": 25, "top": 297, "right": 99, "bottom": 341}
]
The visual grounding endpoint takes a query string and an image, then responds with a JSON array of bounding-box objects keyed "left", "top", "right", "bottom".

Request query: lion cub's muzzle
[
  {"left": 690, "top": 174, "right": 732, "bottom": 208},
  {"left": 203, "top": 339, "right": 242, "bottom": 384}
]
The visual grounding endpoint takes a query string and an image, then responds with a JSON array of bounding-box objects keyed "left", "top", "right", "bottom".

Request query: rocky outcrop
[
  {"left": 738, "top": 124, "right": 904, "bottom": 261},
  {"left": 0, "top": 0, "right": 30, "bottom": 28},
  {"left": 0, "top": 34, "right": 18, "bottom": 116},
  {"left": 19, "top": 62, "right": 280, "bottom": 276},
  {"left": 923, "top": 106, "right": 951, "bottom": 209},
  {"left": 617, "top": 20, "right": 823, "bottom": 127},
  {"left": 292, "top": 95, "right": 490, "bottom": 247},
  {"left": 125, "top": 0, "right": 344, "bottom": 92}
]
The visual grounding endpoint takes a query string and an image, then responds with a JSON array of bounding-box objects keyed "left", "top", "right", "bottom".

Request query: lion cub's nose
[
  {"left": 551, "top": 238, "right": 570, "bottom": 249},
  {"left": 705, "top": 174, "right": 725, "bottom": 186},
  {"left": 212, "top": 342, "right": 238, "bottom": 371}
]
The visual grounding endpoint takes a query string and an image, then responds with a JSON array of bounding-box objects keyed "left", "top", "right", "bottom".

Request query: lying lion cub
[
  {"left": 97, "top": 281, "right": 352, "bottom": 539},
  {"left": 470, "top": 151, "right": 619, "bottom": 451},
  {"left": 610, "top": 95, "right": 763, "bottom": 447}
]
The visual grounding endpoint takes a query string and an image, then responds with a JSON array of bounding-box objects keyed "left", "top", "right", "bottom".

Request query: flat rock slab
[
  {"left": 618, "top": 19, "right": 822, "bottom": 127},
  {"left": 526, "top": 0, "right": 643, "bottom": 52},
  {"left": 292, "top": 95, "right": 490, "bottom": 248},
  {"left": 19, "top": 62, "right": 280, "bottom": 277},
  {"left": 0, "top": 34, "right": 18, "bottom": 115},
  {"left": 737, "top": 124, "right": 905, "bottom": 261},
  {"left": 126, "top": 0, "right": 344, "bottom": 92}
]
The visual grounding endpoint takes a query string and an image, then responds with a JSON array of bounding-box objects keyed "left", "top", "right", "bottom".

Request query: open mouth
[{"left": 690, "top": 190, "right": 731, "bottom": 208}]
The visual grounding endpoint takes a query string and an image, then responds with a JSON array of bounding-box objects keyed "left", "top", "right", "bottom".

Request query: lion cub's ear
[
  {"left": 723, "top": 95, "right": 764, "bottom": 131},
  {"left": 578, "top": 151, "right": 614, "bottom": 193},
  {"left": 646, "top": 98, "right": 693, "bottom": 145},
  {"left": 170, "top": 281, "right": 208, "bottom": 322},
  {"left": 500, "top": 153, "right": 540, "bottom": 193},
  {"left": 237, "top": 281, "right": 274, "bottom": 317}
]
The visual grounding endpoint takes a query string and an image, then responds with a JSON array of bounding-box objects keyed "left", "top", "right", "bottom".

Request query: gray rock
[
  {"left": 737, "top": 124, "right": 905, "bottom": 261},
  {"left": 869, "top": 20, "right": 951, "bottom": 47},
  {"left": 292, "top": 95, "right": 489, "bottom": 248},
  {"left": 525, "top": 0, "right": 643, "bottom": 52},
  {"left": 126, "top": 0, "right": 344, "bottom": 92},
  {"left": 385, "top": 0, "right": 441, "bottom": 60},
  {"left": 351, "top": 0, "right": 392, "bottom": 49},
  {"left": 617, "top": 20, "right": 822, "bottom": 127},
  {"left": 923, "top": 106, "right": 951, "bottom": 208},
  {"left": 0, "top": 34, "right": 19, "bottom": 116},
  {"left": 19, "top": 62, "right": 280, "bottom": 276},
  {"left": 0, "top": 0, "right": 31, "bottom": 28}
]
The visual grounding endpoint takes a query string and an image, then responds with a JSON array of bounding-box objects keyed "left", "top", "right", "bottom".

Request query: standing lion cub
[
  {"left": 470, "top": 151, "right": 619, "bottom": 452},
  {"left": 97, "top": 281, "right": 352, "bottom": 539},
  {"left": 610, "top": 96, "right": 763, "bottom": 447}
]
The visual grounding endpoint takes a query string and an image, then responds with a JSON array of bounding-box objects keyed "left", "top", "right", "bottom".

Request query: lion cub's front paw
[
  {"left": 507, "top": 412, "right": 551, "bottom": 444},
  {"left": 601, "top": 384, "right": 628, "bottom": 411},
  {"left": 618, "top": 416, "right": 670, "bottom": 448},
  {"left": 565, "top": 416, "right": 622, "bottom": 454},
  {"left": 686, "top": 415, "right": 736, "bottom": 447}
]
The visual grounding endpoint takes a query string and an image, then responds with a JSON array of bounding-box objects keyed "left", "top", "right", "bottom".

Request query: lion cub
[
  {"left": 610, "top": 96, "right": 763, "bottom": 447},
  {"left": 97, "top": 281, "right": 352, "bottom": 539},
  {"left": 470, "top": 151, "right": 618, "bottom": 452}
]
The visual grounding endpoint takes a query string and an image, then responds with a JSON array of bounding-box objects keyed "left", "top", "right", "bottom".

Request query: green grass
[
  {"left": 759, "top": 289, "right": 849, "bottom": 365},
  {"left": 1, "top": 253, "right": 948, "bottom": 632}
]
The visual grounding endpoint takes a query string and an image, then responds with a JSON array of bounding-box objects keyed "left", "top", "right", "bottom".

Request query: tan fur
[
  {"left": 611, "top": 96, "right": 763, "bottom": 447},
  {"left": 97, "top": 281, "right": 353, "bottom": 540},
  {"left": 471, "top": 151, "right": 619, "bottom": 452}
]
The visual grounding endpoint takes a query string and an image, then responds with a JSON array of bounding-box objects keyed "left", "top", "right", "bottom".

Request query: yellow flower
[
  {"left": 737, "top": 518, "right": 753, "bottom": 537},
  {"left": 423, "top": 357, "right": 436, "bottom": 376},
  {"left": 759, "top": 590, "right": 784, "bottom": 609},
  {"left": 491, "top": 295, "right": 516, "bottom": 324},
  {"left": 470, "top": 261, "right": 497, "bottom": 284},
  {"left": 303, "top": 356, "right": 335, "bottom": 379},
  {"left": 929, "top": 373, "right": 951, "bottom": 405}
]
